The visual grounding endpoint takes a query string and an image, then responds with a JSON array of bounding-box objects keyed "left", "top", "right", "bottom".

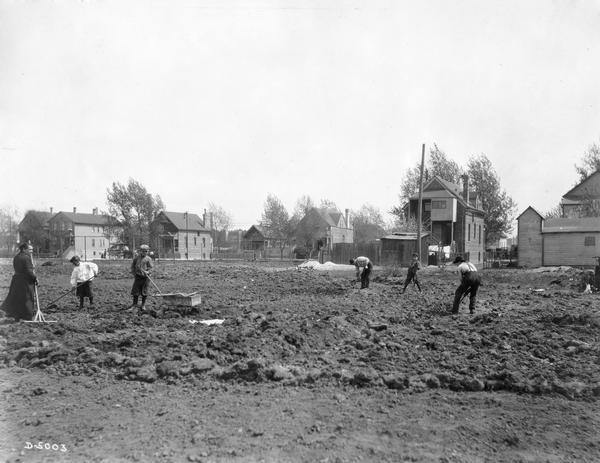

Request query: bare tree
[
  {"left": 0, "top": 205, "right": 20, "bottom": 254},
  {"left": 352, "top": 204, "right": 387, "bottom": 243},
  {"left": 575, "top": 140, "right": 600, "bottom": 181},
  {"left": 207, "top": 202, "right": 233, "bottom": 251},
  {"left": 260, "top": 194, "right": 292, "bottom": 259}
]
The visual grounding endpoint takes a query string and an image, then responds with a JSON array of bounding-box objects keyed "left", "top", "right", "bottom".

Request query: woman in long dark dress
[{"left": 0, "top": 243, "right": 38, "bottom": 321}]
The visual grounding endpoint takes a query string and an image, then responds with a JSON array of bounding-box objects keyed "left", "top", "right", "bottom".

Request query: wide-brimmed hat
[
  {"left": 139, "top": 244, "right": 150, "bottom": 251},
  {"left": 452, "top": 255, "right": 464, "bottom": 264}
]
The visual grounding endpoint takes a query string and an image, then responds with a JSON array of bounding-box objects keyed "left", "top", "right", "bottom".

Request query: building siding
[
  {"left": 543, "top": 232, "right": 600, "bottom": 267},
  {"left": 517, "top": 209, "right": 543, "bottom": 267}
]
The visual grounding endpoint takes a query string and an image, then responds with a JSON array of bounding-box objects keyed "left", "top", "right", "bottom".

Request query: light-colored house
[
  {"left": 151, "top": 211, "right": 212, "bottom": 260},
  {"left": 406, "top": 175, "right": 486, "bottom": 264},
  {"left": 518, "top": 207, "right": 600, "bottom": 267},
  {"left": 47, "top": 207, "right": 119, "bottom": 260},
  {"left": 518, "top": 172, "right": 600, "bottom": 267}
]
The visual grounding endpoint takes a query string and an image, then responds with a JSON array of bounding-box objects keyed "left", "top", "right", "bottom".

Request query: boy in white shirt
[
  {"left": 451, "top": 255, "right": 481, "bottom": 314},
  {"left": 69, "top": 255, "right": 99, "bottom": 309}
]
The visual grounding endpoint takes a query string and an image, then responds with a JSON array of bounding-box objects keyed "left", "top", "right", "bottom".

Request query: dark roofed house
[
  {"left": 47, "top": 207, "right": 119, "bottom": 260},
  {"left": 295, "top": 207, "right": 354, "bottom": 255},
  {"left": 406, "top": 175, "right": 486, "bottom": 265},
  {"left": 151, "top": 211, "right": 213, "bottom": 260}
]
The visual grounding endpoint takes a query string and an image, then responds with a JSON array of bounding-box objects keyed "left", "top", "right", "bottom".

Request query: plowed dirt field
[{"left": 1, "top": 259, "right": 599, "bottom": 462}]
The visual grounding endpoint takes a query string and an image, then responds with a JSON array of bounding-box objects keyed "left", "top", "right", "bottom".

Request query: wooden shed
[
  {"left": 380, "top": 233, "right": 430, "bottom": 267},
  {"left": 517, "top": 206, "right": 544, "bottom": 268}
]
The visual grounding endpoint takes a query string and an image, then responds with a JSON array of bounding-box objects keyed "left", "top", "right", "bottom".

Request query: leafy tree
[
  {"left": 467, "top": 154, "right": 517, "bottom": 245},
  {"left": 0, "top": 206, "right": 20, "bottom": 254},
  {"left": 575, "top": 140, "right": 600, "bottom": 181},
  {"left": 15, "top": 210, "right": 50, "bottom": 252},
  {"left": 352, "top": 204, "right": 387, "bottom": 243},
  {"left": 290, "top": 195, "right": 315, "bottom": 228},
  {"left": 207, "top": 202, "right": 233, "bottom": 251},
  {"left": 106, "top": 179, "right": 165, "bottom": 249},
  {"left": 260, "top": 194, "right": 292, "bottom": 258},
  {"left": 395, "top": 144, "right": 464, "bottom": 214}
]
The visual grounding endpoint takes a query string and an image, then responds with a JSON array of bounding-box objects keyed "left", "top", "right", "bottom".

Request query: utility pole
[
  {"left": 185, "top": 211, "right": 189, "bottom": 260},
  {"left": 417, "top": 143, "right": 425, "bottom": 264}
]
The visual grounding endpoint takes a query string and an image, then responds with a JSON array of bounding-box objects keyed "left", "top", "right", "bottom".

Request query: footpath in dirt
[{"left": 0, "top": 259, "right": 599, "bottom": 462}]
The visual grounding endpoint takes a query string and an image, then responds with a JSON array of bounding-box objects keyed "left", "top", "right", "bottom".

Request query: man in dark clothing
[
  {"left": 129, "top": 244, "right": 153, "bottom": 311},
  {"left": 402, "top": 253, "right": 422, "bottom": 293},
  {"left": 451, "top": 255, "right": 481, "bottom": 314},
  {"left": 349, "top": 256, "right": 373, "bottom": 289},
  {"left": 1, "top": 243, "right": 38, "bottom": 321}
]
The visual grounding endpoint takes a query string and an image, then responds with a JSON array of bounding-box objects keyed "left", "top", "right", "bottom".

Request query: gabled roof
[
  {"left": 244, "top": 225, "right": 270, "bottom": 240},
  {"left": 155, "top": 211, "right": 209, "bottom": 232},
  {"left": 410, "top": 176, "right": 484, "bottom": 213},
  {"left": 562, "top": 170, "right": 600, "bottom": 200},
  {"left": 542, "top": 217, "right": 600, "bottom": 234},
  {"left": 314, "top": 207, "right": 345, "bottom": 227},
  {"left": 517, "top": 206, "right": 545, "bottom": 220},
  {"left": 48, "top": 211, "right": 113, "bottom": 225},
  {"left": 19, "top": 210, "right": 54, "bottom": 227}
]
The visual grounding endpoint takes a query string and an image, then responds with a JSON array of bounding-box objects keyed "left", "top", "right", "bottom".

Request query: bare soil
[{"left": 0, "top": 259, "right": 599, "bottom": 462}]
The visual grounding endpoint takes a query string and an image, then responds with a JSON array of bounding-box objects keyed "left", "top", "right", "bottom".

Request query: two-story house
[
  {"left": 151, "top": 211, "right": 213, "bottom": 260},
  {"left": 47, "top": 207, "right": 119, "bottom": 259},
  {"left": 406, "top": 175, "right": 486, "bottom": 264}
]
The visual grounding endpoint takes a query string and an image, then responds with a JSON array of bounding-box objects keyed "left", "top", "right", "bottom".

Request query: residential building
[
  {"left": 518, "top": 172, "right": 600, "bottom": 267},
  {"left": 47, "top": 207, "right": 119, "bottom": 259},
  {"left": 151, "top": 211, "right": 212, "bottom": 260},
  {"left": 406, "top": 175, "right": 486, "bottom": 264},
  {"left": 295, "top": 207, "right": 354, "bottom": 253}
]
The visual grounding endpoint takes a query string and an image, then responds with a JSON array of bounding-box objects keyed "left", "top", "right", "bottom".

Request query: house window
[
  {"left": 202, "top": 238, "right": 206, "bottom": 247},
  {"left": 432, "top": 200, "right": 446, "bottom": 209},
  {"left": 584, "top": 236, "right": 596, "bottom": 246},
  {"left": 473, "top": 223, "right": 476, "bottom": 239},
  {"left": 468, "top": 224, "right": 471, "bottom": 241},
  {"left": 424, "top": 202, "right": 431, "bottom": 212},
  {"left": 194, "top": 237, "right": 197, "bottom": 246},
  {"left": 174, "top": 239, "right": 179, "bottom": 252},
  {"left": 478, "top": 225, "right": 481, "bottom": 244},
  {"left": 91, "top": 239, "right": 95, "bottom": 247}
]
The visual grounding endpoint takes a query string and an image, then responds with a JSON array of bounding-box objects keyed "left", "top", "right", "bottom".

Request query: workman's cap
[
  {"left": 70, "top": 255, "right": 80, "bottom": 263},
  {"left": 412, "top": 253, "right": 419, "bottom": 257},
  {"left": 452, "top": 255, "right": 464, "bottom": 264},
  {"left": 139, "top": 244, "right": 150, "bottom": 251}
]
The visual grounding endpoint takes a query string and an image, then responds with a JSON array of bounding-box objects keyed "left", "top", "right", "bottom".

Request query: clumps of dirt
[{"left": 2, "top": 261, "right": 600, "bottom": 400}]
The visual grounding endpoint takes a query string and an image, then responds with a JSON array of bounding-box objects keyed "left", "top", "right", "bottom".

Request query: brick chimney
[
  {"left": 73, "top": 207, "right": 77, "bottom": 214},
  {"left": 92, "top": 207, "right": 98, "bottom": 215},
  {"left": 461, "top": 175, "right": 470, "bottom": 205},
  {"left": 50, "top": 207, "right": 53, "bottom": 214},
  {"left": 345, "top": 208, "right": 350, "bottom": 228},
  {"left": 203, "top": 209, "right": 207, "bottom": 228}
]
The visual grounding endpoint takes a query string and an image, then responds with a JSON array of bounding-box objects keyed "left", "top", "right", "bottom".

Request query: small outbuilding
[{"left": 380, "top": 233, "right": 430, "bottom": 266}]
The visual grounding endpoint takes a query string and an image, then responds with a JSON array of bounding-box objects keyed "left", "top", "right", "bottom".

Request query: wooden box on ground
[{"left": 156, "top": 292, "right": 201, "bottom": 307}]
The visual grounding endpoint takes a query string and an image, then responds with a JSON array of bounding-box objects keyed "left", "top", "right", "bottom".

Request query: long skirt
[{"left": 0, "top": 274, "right": 35, "bottom": 321}]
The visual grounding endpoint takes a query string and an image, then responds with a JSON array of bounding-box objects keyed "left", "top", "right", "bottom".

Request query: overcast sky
[{"left": 1, "top": 0, "right": 599, "bottom": 232}]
